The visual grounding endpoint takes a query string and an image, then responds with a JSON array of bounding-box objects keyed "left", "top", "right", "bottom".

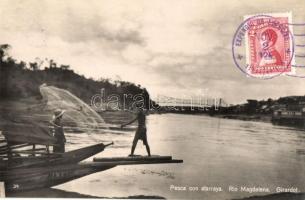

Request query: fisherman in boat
[
  {"left": 50, "top": 109, "right": 66, "bottom": 153},
  {"left": 121, "top": 107, "right": 151, "bottom": 157}
]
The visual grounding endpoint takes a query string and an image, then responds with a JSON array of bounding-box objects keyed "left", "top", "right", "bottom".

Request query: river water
[{"left": 56, "top": 114, "right": 305, "bottom": 199}]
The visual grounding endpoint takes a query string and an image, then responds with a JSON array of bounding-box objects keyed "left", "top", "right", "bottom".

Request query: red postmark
[{"left": 245, "top": 14, "right": 293, "bottom": 76}]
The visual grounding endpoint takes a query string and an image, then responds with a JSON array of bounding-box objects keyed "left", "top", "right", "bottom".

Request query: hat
[{"left": 53, "top": 109, "right": 65, "bottom": 119}]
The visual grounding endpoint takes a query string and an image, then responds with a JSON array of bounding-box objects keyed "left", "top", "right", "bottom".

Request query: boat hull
[
  {"left": 3, "top": 156, "right": 183, "bottom": 192},
  {"left": 2, "top": 144, "right": 182, "bottom": 193},
  {"left": 1, "top": 142, "right": 110, "bottom": 170},
  {"left": 3, "top": 163, "right": 115, "bottom": 192}
]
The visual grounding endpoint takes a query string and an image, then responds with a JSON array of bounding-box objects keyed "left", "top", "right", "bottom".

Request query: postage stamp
[
  {"left": 245, "top": 13, "right": 293, "bottom": 76},
  {"left": 232, "top": 12, "right": 295, "bottom": 79}
]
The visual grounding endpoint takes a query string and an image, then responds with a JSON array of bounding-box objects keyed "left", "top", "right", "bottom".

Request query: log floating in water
[
  {"left": 93, "top": 155, "right": 173, "bottom": 162},
  {"left": 91, "top": 159, "right": 183, "bottom": 166}
]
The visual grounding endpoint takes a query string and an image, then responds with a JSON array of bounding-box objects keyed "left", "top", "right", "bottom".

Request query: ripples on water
[{"left": 34, "top": 114, "right": 305, "bottom": 199}]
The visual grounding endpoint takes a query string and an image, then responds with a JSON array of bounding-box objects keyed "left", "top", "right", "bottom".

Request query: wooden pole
[
  {"left": 0, "top": 144, "right": 32, "bottom": 155},
  {"left": 32, "top": 144, "right": 36, "bottom": 157},
  {"left": 11, "top": 150, "right": 63, "bottom": 156}
]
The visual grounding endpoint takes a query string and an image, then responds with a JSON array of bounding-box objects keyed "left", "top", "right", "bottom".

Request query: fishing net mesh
[
  {"left": 39, "top": 84, "right": 109, "bottom": 132},
  {"left": 0, "top": 84, "right": 109, "bottom": 145}
]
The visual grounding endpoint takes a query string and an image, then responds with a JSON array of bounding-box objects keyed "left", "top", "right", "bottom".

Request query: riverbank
[
  {"left": 158, "top": 111, "right": 272, "bottom": 124},
  {"left": 215, "top": 114, "right": 272, "bottom": 123}
]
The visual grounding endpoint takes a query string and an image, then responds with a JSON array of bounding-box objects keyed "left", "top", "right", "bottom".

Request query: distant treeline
[
  {"left": 217, "top": 96, "right": 305, "bottom": 116},
  {"left": 157, "top": 95, "right": 305, "bottom": 116},
  {"left": 0, "top": 44, "right": 154, "bottom": 109}
]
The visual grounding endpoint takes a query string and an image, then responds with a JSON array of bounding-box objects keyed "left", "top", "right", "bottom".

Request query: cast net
[
  {"left": 39, "top": 84, "right": 109, "bottom": 132},
  {"left": 0, "top": 84, "right": 109, "bottom": 145}
]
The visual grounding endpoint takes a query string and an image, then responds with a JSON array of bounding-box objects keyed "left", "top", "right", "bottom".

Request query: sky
[{"left": 0, "top": 0, "right": 305, "bottom": 104}]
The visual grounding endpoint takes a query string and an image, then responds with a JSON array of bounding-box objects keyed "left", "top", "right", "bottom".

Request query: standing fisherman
[
  {"left": 50, "top": 109, "right": 66, "bottom": 153},
  {"left": 121, "top": 108, "right": 151, "bottom": 157}
]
